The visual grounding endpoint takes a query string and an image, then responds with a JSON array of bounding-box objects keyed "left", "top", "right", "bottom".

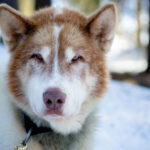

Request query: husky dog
[{"left": 0, "top": 3, "right": 117, "bottom": 150}]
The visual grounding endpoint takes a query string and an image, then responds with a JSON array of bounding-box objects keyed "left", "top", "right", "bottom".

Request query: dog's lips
[{"left": 44, "top": 109, "right": 63, "bottom": 116}]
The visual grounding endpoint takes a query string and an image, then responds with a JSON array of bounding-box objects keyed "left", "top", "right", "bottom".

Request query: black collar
[
  {"left": 23, "top": 112, "right": 52, "bottom": 135},
  {"left": 20, "top": 112, "right": 52, "bottom": 146}
]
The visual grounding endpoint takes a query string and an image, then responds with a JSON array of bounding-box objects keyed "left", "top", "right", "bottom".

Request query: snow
[
  {"left": 94, "top": 80, "right": 150, "bottom": 150},
  {"left": 0, "top": 43, "right": 150, "bottom": 149}
]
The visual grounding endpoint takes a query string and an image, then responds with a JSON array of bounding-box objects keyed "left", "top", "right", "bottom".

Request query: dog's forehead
[
  {"left": 31, "top": 22, "right": 88, "bottom": 58},
  {"left": 31, "top": 7, "right": 87, "bottom": 27},
  {"left": 25, "top": 7, "right": 92, "bottom": 63},
  {"left": 30, "top": 7, "right": 88, "bottom": 46}
]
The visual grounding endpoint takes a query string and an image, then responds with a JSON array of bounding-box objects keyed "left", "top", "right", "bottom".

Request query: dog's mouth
[{"left": 44, "top": 109, "right": 63, "bottom": 116}]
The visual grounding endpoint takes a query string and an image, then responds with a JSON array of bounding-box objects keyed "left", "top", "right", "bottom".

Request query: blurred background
[{"left": 0, "top": 0, "right": 150, "bottom": 87}]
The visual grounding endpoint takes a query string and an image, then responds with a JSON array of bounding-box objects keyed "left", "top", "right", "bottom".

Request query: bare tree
[
  {"left": 146, "top": 1, "right": 150, "bottom": 72},
  {"left": 137, "top": 0, "right": 142, "bottom": 46},
  {"left": 35, "top": 0, "right": 51, "bottom": 10}
]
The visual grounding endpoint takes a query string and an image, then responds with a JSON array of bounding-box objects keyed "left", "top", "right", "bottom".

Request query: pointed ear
[
  {"left": 0, "top": 4, "right": 34, "bottom": 52},
  {"left": 86, "top": 3, "right": 117, "bottom": 52}
]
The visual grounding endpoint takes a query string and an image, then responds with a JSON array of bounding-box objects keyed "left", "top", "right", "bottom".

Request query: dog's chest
[
  {"left": 28, "top": 113, "right": 95, "bottom": 150},
  {"left": 33, "top": 130, "right": 83, "bottom": 150}
]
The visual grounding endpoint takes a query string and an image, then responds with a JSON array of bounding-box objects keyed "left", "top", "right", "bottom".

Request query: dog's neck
[
  {"left": 22, "top": 112, "right": 52, "bottom": 136},
  {"left": 19, "top": 109, "right": 96, "bottom": 150}
]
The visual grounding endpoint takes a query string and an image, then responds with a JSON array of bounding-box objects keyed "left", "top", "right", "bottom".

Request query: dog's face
[{"left": 0, "top": 4, "right": 117, "bottom": 134}]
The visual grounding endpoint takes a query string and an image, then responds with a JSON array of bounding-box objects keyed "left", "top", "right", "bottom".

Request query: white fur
[
  {"left": 22, "top": 69, "right": 96, "bottom": 135},
  {"left": 18, "top": 24, "right": 97, "bottom": 134},
  {"left": 0, "top": 3, "right": 117, "bottom": 149},
  {"left": 0, "top": 53, "right": 44, "bottom": 150},
  {"left": 40, "top": 46, "right": 51, "bottom": 62},
  {"left": 21, "top": 61, "right": 96, "bottom": 134},
  {"left": 25, "top": 75, "right": 47, "bottom": 115},
  {"left": 65, "top": 47, "right": 75, "bottom": 62},
  {"left": 52, "top": 24, "right": 63, "bottom": 74}
]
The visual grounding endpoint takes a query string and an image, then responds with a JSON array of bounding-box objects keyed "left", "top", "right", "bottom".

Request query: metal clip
[{"left": 15, "top": 144, "right": 28, "bottom": 150}]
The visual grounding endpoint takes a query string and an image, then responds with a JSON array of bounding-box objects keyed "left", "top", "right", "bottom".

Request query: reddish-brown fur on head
[{"left": 0, "top": 4, "right": 117, "bottom": 134}]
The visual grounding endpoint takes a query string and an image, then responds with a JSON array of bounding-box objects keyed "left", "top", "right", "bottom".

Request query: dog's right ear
[{"left": 0, "top": 4, "right": 35, "bottom": 52}]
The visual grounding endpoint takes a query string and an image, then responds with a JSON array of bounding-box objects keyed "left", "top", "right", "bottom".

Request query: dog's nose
[{"left": 43, "top": 88, "right": 66, "bottom": 113}]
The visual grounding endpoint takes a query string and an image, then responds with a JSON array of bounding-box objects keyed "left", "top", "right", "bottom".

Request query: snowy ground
[
  {"left": 94, "top": 81, "right": 150, "bottom": 150},
  {"left": 0, "top": 45, "right": 150, "bottom": 150}
]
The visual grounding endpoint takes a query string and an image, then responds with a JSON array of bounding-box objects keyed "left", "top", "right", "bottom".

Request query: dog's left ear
[
  {"left": 0, "top": 4, "right": 35, "bottom": 52},
  {"left": 86, "top": 4, "right": 117, "bottom": 52}
]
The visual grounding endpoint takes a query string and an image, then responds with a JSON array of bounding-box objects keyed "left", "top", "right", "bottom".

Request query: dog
[{"left": 0, "top": 3, "right": 117, "bottom": 150}]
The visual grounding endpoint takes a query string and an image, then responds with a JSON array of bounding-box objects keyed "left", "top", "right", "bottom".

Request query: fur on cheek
[
  {"left": 8, "top": 64, "right": 25, "bottom": 102},
  {"left": 44, "top": 115, "right": 85, "bottom": 135}
]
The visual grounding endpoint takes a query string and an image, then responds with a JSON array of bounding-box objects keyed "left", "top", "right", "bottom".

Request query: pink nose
[{"left": 43, "top": 88, "right": 66, "bottom": 114}]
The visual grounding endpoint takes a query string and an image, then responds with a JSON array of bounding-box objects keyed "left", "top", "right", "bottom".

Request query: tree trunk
[
  {"left": 137, "top": 0, "right": 141, "bottom": 46},
  {"left": 35, "top": 0, "right": 51, "bottom": 10},
  {"left": 146, "top": 1, "right": 150, "bottom": 72}
]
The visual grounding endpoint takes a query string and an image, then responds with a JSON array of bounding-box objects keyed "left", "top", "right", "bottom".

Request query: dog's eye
[
  {"left": 71, "top": 55, "right": 84, "bottom": 64},
  {"left": 30, "top": 53, "right": 44, "bottom": 63}
]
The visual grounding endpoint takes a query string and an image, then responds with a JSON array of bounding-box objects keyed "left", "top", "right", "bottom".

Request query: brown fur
[
  {"left": 0, "top": 3, "right": 117, "bottom": 150},
  {"left": 3, "top": 4, "right": 115, "bottom": 101}
]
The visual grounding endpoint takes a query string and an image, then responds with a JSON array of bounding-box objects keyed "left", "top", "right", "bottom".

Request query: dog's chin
[
  {"left": 43, "top": 113, "right": 66, "bottom": 120},
  {"left": 26, "top": 105, "right": 84, "bottom": 135},
  {"left": 33, "top": 108, "right": 84, "bottom": 135},
  {"left": 41, "top": 110, "right": 79, "bottom": 124},
  {"left": 18, "top": 103, "right": 88, "bottom": 135},
  {"left": 43, "top": 114, "right": 84, "bottom": 135}
]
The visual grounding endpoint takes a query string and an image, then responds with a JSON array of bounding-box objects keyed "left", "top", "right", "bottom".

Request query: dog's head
[{"left": 0, "top": 4, "right": 117, "bottom": 134}]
